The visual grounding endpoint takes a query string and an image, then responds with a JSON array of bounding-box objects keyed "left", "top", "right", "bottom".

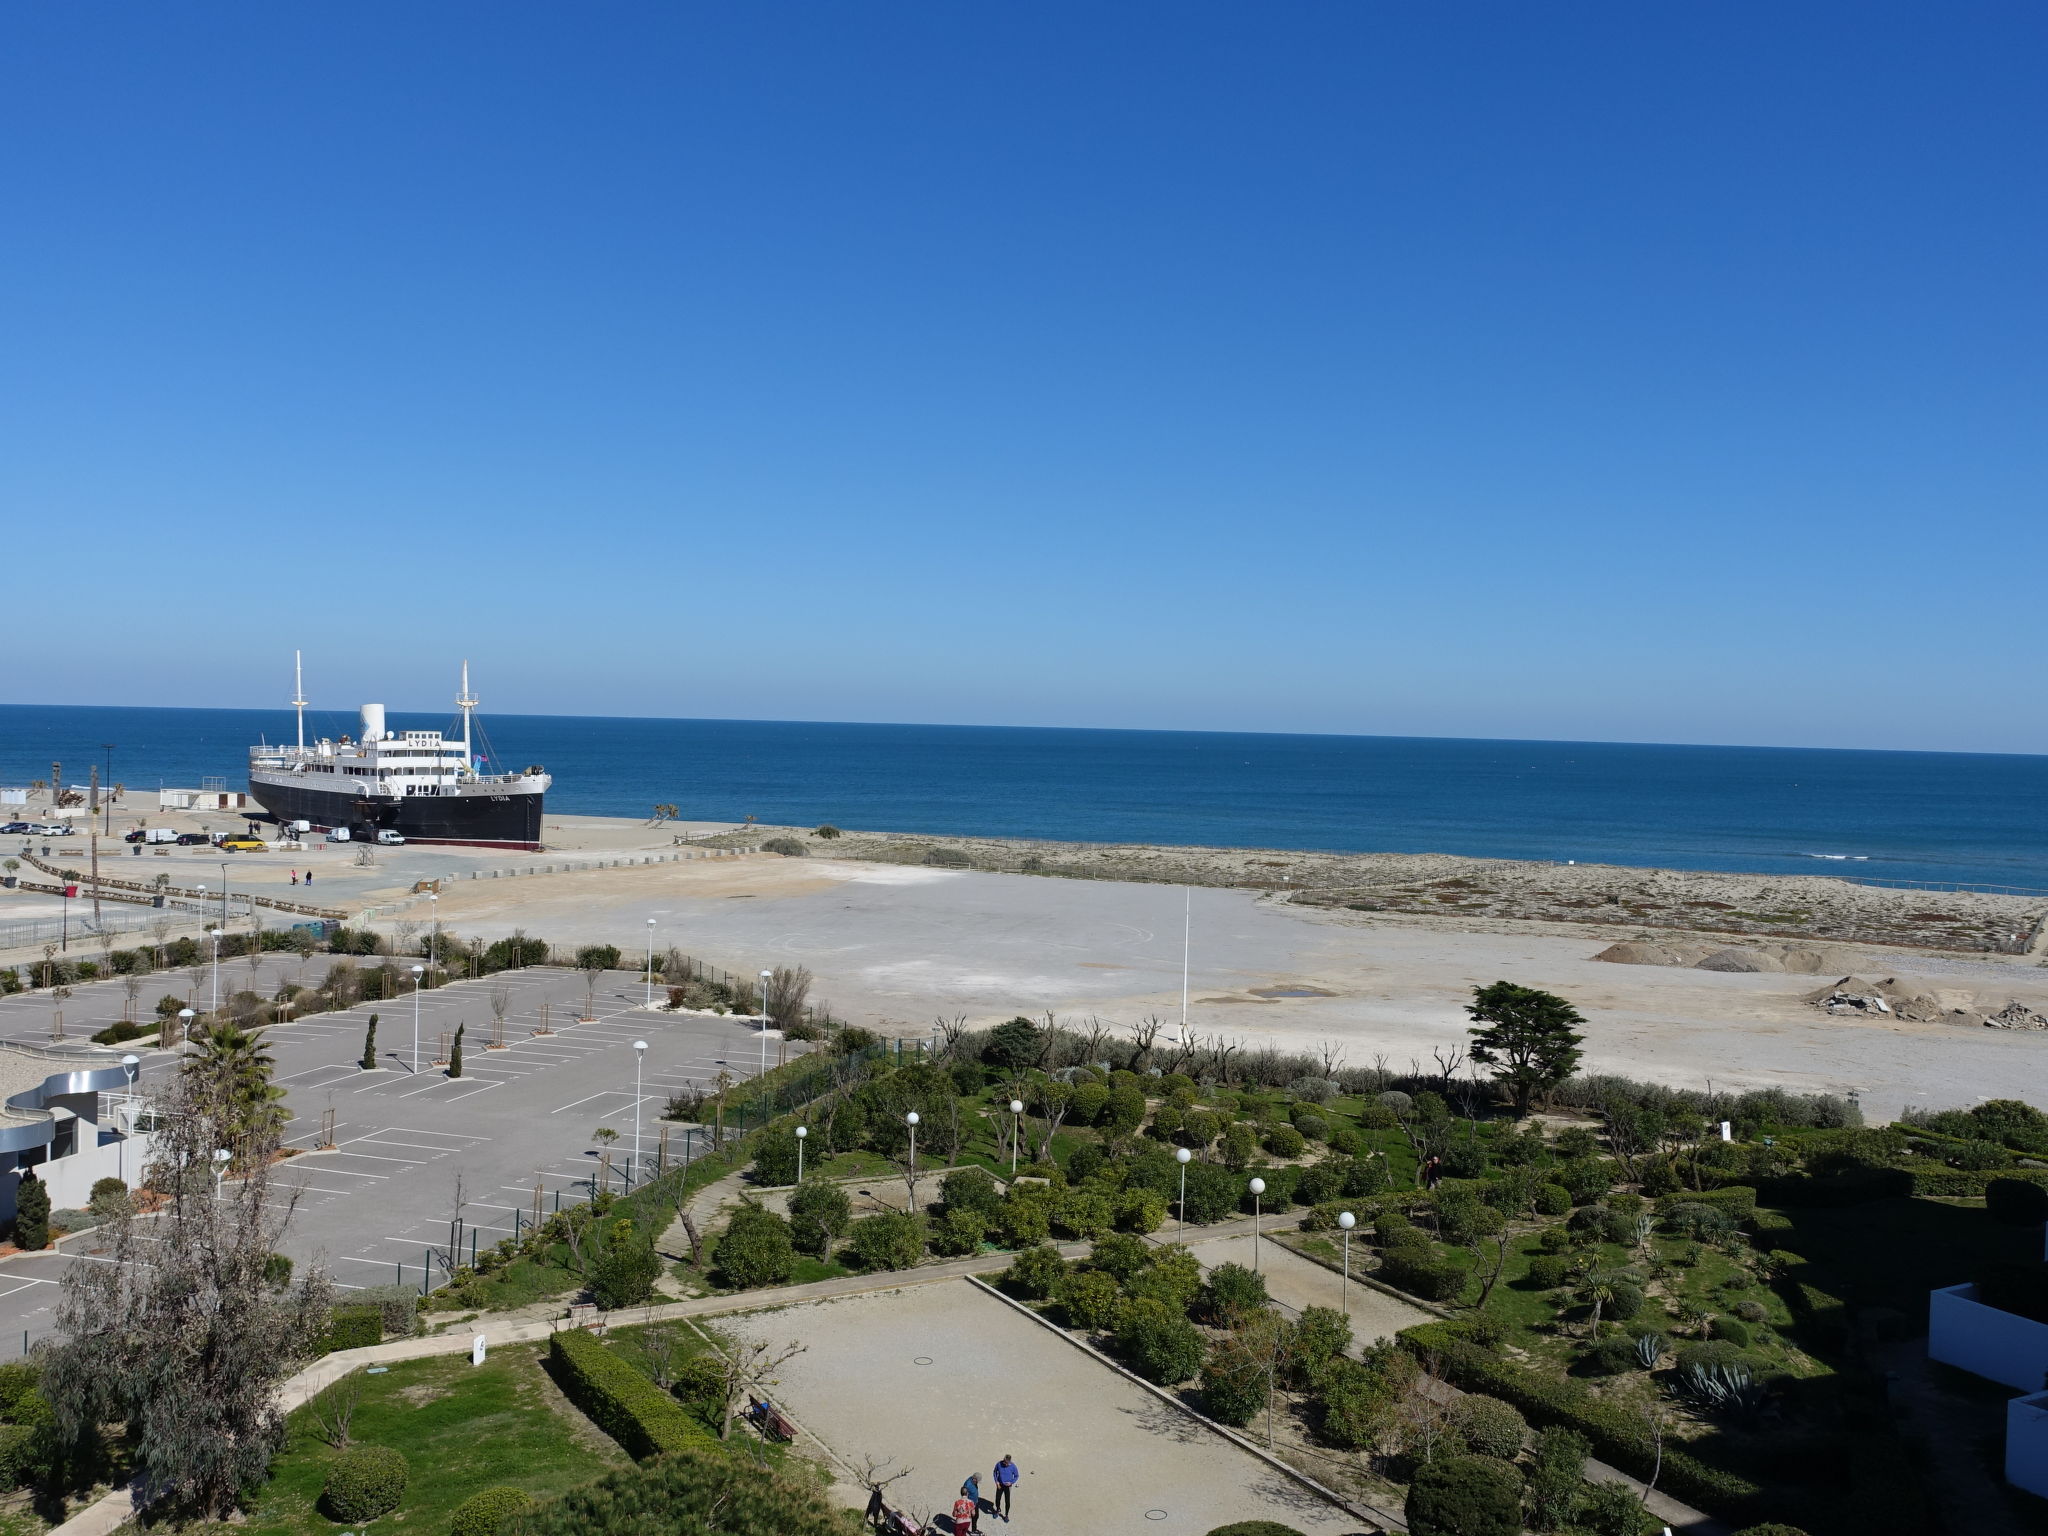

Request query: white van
[
  {"left": 375, "top": 829, "right": 406, "bottom": 846},
  {"left": 324, "top": 828, "right": 351, "bottom": 843}
]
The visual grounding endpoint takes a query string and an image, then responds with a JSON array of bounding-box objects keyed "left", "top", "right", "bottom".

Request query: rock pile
[
  {"left": 1594, "top": 940, "right": 1863, "bottom": 974},
  {"left": 1795, "top": 976, "right": 2048, "bottom": 1031}
]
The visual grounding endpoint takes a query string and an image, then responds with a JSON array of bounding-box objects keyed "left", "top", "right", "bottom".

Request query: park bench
[{"left": 746, "top": 1398, "right": 798, "bottom": 1443}]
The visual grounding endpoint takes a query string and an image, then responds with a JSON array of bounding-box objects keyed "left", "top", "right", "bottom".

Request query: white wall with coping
[{"left": 1930, "top": 1282, "right": 2048, "bottom": 1393}]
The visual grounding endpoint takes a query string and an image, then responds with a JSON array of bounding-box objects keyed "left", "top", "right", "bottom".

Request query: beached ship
[{"left": 246, "top": 658, "right": 548, "bottom": 849}]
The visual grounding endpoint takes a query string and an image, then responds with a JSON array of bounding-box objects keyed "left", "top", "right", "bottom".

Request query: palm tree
[
  {"left": 183, "top": 1021, "right": 286, "bottom": 1153},
  {"left": 1574, "top": 1269, "right": 1625, "bottom": 1338}
]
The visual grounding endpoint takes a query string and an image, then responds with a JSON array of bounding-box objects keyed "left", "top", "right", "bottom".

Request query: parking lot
[{"left": 0, "top": 964, "right": 799, "bottom": 1349}]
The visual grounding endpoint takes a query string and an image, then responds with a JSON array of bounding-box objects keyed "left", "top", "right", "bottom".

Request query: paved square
[{"left": 720, "top": 1279, "right": 1368, "bottom": 1535}]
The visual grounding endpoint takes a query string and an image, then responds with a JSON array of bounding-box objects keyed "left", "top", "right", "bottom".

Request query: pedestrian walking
[
  {"left": 304, "top": 869, "right": 313, "bottom": 885},
  {"left": 962, "top": 1472, "right": 983, "bottom": 1532},
  {"left": 992, "top": 1456, "right": 1018, "bottom": 1521},
  {"left": 289, "top": 870, "right": 298, "bottom": 885},
  {"left": 950, "top": 1490, "right": 975, "bottom": 1536}
]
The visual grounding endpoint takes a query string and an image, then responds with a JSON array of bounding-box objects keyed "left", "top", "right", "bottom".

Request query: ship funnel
[{"left": 360, "top": 703, "right": 386, "bottom": 742}]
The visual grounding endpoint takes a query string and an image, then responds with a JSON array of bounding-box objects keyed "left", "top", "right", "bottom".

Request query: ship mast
[
  {"left": 292, "top": 651, "right": 308, "bottom": 751},
  {"left": 457, "top": 660, "right": 478, "bottom": 771}
]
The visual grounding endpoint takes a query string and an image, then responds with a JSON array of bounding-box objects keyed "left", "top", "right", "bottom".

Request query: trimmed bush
[
  {"left": 12, "top": 1174, "right": 48, "bottom": 1252},
  {"left": 1655, "top": 1184, "right": 1757, "bottom": 1220},
  {"left": 788, "top": 1178, "right": 852, "bottom": 1256},
  {"left": 548, "top": 1329, "right": 716, "bottom": 1458},
  {"left": 450, "top": 1486, "right": 536, "bottom": 1536},
  {"left": 1055, "top": 1268, "right": 1123, "bottom": 1330},
  {"left": 1533, "top": 1182, "right": 1572, "bottom": 1216},
  {"left": 714, "top": 1205, "right": 796, "bottom": 1289},
  {"left": 1580, "top": 1335, "right": 1639, "bottom": 1376},
  {"left": 323, "top": 1307, "right": 382, "bottom": 1353},
  {"left": 1404, "top": 1454, "right": 1522, "bottom": 1536},
  {"left": 1524, "top": 1254, "right": 1571, "bottom": 1290},
  {"left": 1712, "top": 1317, "right": 1753, "bottom": 1348},
  {"left": 1451, "top": 1394, "right": 1528, "bottom": 1459},
  {"left": 760, "top": 838, "right": 807, "bottom": 857},
  {"left": 511, "top": 1443, "right": 854, "bottom": 1536},
  {"left": 1089, "top": 1232, "right": 1152, "bottom": 1283},
  {"left": 1380, "top": 1248, "right": 1466, "bottom": 1303},
  {"left": 941, "top": 1166, "right": 1003, "bottom": 1216},
  {"left": 590, "top": 1233, "right": 662, "bottom": 1309},
  {"left": 1204, "top": 1262, "right": 1268, "bottom": 1322},
  {"left": 323, "top": 1445, "right": 408, "bottom": 1523},
  {"left": 1116, "top": 1187, "right": 1167, "bottom": 1234}
]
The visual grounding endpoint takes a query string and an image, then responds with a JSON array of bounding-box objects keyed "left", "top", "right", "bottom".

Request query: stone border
[{"left": 964, "top": 1276, "right": 1407, "bottom": 1533}]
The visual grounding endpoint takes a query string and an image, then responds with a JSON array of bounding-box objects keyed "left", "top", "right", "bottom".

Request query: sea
[{"left": 4, "top": 705, "right": 2047, "bottom": 891}]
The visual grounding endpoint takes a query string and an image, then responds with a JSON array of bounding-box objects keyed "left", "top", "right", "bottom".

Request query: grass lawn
[{"left": 242, "top": 1349, "right": 622, "bottom": 1536}]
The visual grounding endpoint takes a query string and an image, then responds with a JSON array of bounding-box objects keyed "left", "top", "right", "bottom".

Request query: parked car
[
  {"left": 175, "top": 833, "right": 211, "bottom": 846},
  {"left": 1, "top": 822, "right": 31, "bottom": 835},
  {"left": 124, "top": 828, "right": 178, "bottom": 845},
  {"left": 42, "top": 824, "right": 75, "bottom": 836},
  {"left": 217, "top": 837, "right": 267, "bottom": 852}
]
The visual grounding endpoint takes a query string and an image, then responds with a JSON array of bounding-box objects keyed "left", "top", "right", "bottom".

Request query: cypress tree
[
  {"left": 360, "top": 1013, "right": 379, "bottom": 1071},
  {"left": 448, "top": 1024, "right": 464, "bottom": 1079},
  {"left": 14, "top": 1170, "right": 50, "bottom": 1251}
]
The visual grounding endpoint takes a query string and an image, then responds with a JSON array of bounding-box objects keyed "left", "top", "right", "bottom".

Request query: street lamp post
[
  {"left": 905, "top": 1111, "right": 920, "bottom": 1211},
  {"left": 118, "top": 1054, "right": 140, "bottom": 1184},
  {"left": 176, "top": 1007, "right": 195, "bottom": 1051},
  {"left": 212, "top": 1147, "right": 231, "bottom": 1200},
  {"left": 1248, "top": 1177, "right": 1266, "bottom": 1271},
  {"left": 1336, "top": 1211, "right": 1356, "bottom": 1316},
  {"left": 219, "top": 861, "right": 230, "bottom": 928},
  {"left": 644, "top": 918, "right": 657, "bottom": 1008},
  {"left": 795, "top": 1124, "right": 807, "bottom": 1184},
  {"left": 1008, "top": 1098, "right": 1024, "bottom": 1176},
  {"left": 429, "top": 893, "right": 439, "bottom": 970},
  {"left": 410, "top": 964, "right": 425, "bottom": 1074},
  {"left": 758, "top": 969, "right": 773, "bottom": 1077},
  {"left": 207, "top": 928, "right": 223, "bottom": 1012},
  {"left": 1175, "top": 1146, "right": 1193, "bottom": 1243},
  {"left": 632, "top": 1040, "right": 649, "bottom": 1186}
]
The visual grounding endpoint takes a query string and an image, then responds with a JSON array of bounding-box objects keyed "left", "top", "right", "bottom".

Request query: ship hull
[{"left": 246, "top": 777, "right": 544, "bottom": 850}]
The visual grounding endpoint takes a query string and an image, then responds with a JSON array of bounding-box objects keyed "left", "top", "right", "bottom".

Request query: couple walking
[{"left": 949, "top": 1455, "right": 1019, "bottom": 1533}]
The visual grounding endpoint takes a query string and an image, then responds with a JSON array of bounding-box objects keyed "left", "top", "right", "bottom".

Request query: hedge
[
  {"left": 322, "top": 1306, "right": 382, "bottom": 1353},
  {"left": 1397, "top": 1323, "right": 1760, "bottom": 1519},
  {"left": 1656, "top": 1184, "right": 1757, "bottom": 1220},
  {"left": 548, "top": 1329, "right": 719, "bottom": 1458},
  {"left": 1907, "top": 1167, "right": 2048, "bottom": 1199},
  {"left": 451, "top": 1485, "right": 538, "bottom": 1536},
  {"left": 324, "top": 1445, "right": 408, "bottom": 1522}
]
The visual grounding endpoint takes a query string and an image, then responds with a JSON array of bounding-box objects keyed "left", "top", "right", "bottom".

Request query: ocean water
[{"left": 4, "top": 705, "right": 2047, "bottom": 890}]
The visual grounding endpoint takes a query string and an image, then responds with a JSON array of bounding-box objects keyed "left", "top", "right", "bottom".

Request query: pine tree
[
  {"left": 13, "top": 1170, "right": 50, "bottom": 1251},
  {"left": 448, "top": 1024, "right": 464, "bottom": 1079},
  {"left": 1465, "top": 981, "right": 1586, "bottom": 1118},
  {"left": 360, "top": 1013, "right": 378, "bottom": 1071}
]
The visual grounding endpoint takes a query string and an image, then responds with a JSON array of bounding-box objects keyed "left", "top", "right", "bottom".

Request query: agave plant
[
  {"left": 1678, "top": 1360, "right": 1766, "bottom": 1420},
  {"left": 1633, "top": 1332, "right": 1666, "bottom": 1369}
]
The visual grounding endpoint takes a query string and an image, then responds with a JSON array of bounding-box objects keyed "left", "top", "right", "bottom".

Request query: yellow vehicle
[{"left": 218, "top": 837, "right": 266, "bottom": 852}]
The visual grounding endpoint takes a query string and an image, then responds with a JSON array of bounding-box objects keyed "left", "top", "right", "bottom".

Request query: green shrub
[
  {"left": 1524, "top": 1254, "right": 1571, "bottom": 1290},
  {"left": 1605, "top": 1281, "right": 1644, "bottom": 1321},
  {"left": 1525, "top": 1425, "right": 1590, "bottom": 1531},
  {"left": 1051, "top": 1189, "right": 1115, "bottom": 1240},
  {"left": 940, "top": 1167, "right": 1003, "bottom": 1216},
  {"left": 590, "top": 1232, "right": 662, "bottom": 1309},
  {"left": 573, "top": 944, "right": 623, "bottom": 971},
  {"left": 845, "top": 1211, "right": 926, "bottom": 1271},
  {"left": 1204, "top": 1262, "right": 1268, "bottom": 1322},
  {"left": 714, "top": 1205, "right": 796, "bottom": 1288},
  {"left": 760, "top": 838, "right": 807, "bottom": 857},
  {"left": 749, "top": 1129, "right": 803, "bottom": 1186},
  {"left": 788, "top": 1179, "right": 852, "bottom": 1256},
  {"left": 1115, "top": 1187, "right": 1167, "bottom": 1234},
  {"left": 1655, "top": 1184, "right": 1757, "bottom": 1220},
  {"left": 1712, "top": 1317, "right": 1753, "bottom": 1348},
  {"left": 87, "top": 1177, "right": 129, "bottom": 1215},
  {"left": 1199, "top": 1335, "right": 1271, "bottom": 1427},
  {"left": 1987, "top": 1177, "right": 2048, "bottom": 1225},
  {"left": 929, "top": 1207, "right": 989, "bottom": 1257},
  {"left": 1114, "top": 1298, "right": 1206, "bottom": 1384},
  {"left": 1732, "top": 1298, "right": 1768, "bottom": 1324},
  {"left": 1055, "top": 1269, "right": 1123, "bottom": 1330},
  {"left": 1204, "top": 1525, "right": 1307, "bottom": 1536},
  {"left": 1451, "top": 1394, "right": 1528, "bottom": 1459},
  {"left": 1578, "top": 1478, "right": 1660, "bottom": 1536},
  {"left": 999, "top": 1194, "right": 1051, "bottom": 1246},
  {"left": 511, "top": 1443, "right": 853, "bottom": 1536},
  {"left": 1289, "top": 1305, "right": 1352, "bottom": 1388},
  {"left": 1317, "top": 1344, "right": 1416, "bottom": 1450},
  {"left": 1404, "top": 1454, "right": 1522, "bottom": 1536},
  {"left": 1002, "top": 1243, "right": 1068, "bottom": 1300},
  {"left": 1089, "top": 1232, "right": 1151, "bottom": 1282},
  {"left": 1124, "top": 1246, "right": 1204, "bottom": 1312},
  {"left": 323, "top": 1308, "right": 382, "bottom": 1353},
  {"left": 548, "top": 1329, "right": 716, "bottom": 1458},
  {"left": 1379, "top": 1248, "right": 1466, "bottom": 1303},
  {"left": 323, "top": 1445, "right": 408, "bottom": 1523},
  {"left": 12, "top": 1174, "right": 48, "bottom": 1252},
  {"left": 450, "top": 1486, "right": 536, "bottom": 1536},
  {"left": 1263, "top": 1125, "right": 1306, "bottom": 1158},
  {"left": 1398, "top": 1323, "right": 1761, "bottom": 1517},
  {"left": 1580, "top": 1335, "right": 1639, "bottom": 1376},
  {"left": 0, "top": 1364, "right": 38, "bottom": 1421},
  {"left": 1533, "top": 1182, "right": 1571, "bottom": 1216},
  {"left": 1730, "top": 1526, "right": 1812, "bottom": 1536}
]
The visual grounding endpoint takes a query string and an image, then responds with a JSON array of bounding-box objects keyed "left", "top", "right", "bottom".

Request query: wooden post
[
  {"left": 433, "top": 1031, "right": 450, "bottom": 1067},
  {"left": 658, "top": 1123, "right": 671, "bottom": 1175},
  {"left": 598, "top": 1150, "right": 612, "bottom": 1194},
  {"left": 317, "top": 1108, "right": 337, "bottom": 1150}
]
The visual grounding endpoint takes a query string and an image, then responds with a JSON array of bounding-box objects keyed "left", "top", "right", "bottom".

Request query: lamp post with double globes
[
  {"left": 1248, "top": 1176, "right": 1266, "bottom": 1271},
  {"left": 1336, "top": 1210, "right": 1357, "bottom": 1316},
  {"left": 1175, "top": 1146, "right": 1193, "bottom": 1243}
]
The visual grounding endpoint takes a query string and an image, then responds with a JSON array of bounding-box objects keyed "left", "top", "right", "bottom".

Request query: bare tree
[
  {"left": 1029, "top": 1080, "right": 1075, "bottom": 1164},
  {"left": 148, "top": 914, "right": 175, "bottom": 968},
  {"left": 1318, "top": 1040, "right": 1347, "bottom": 1078},
  {"left": 393, "top": 919, "right": 420, "bottom": 958},
  {"left": 932, "top": 1014, "right": 968, "bottom": 1059},
  {"left": 122, "top": 972, "right": 143, "bottom": 1021},
  {"left": 41, "top": 1067, "right": 332, "bottom": 1521},
  {"left": 764, "top": 966, "right": 813, "bottom": 1033},
  {"left": 489, "top": 984, "right": 513, "bottom": 1046},
  {"left": 1431, "top": 1044, "right": 1466, "bottom": 1095},
  {"left": 307, "top": 1369, "right": 364, "bottom": 1448},
  {"left": 1128, "top": 1015, "right": 1164, "bottom": 1072},
  {"left": 686, "top": 1324, "right": 808, "bottom": 1440}
]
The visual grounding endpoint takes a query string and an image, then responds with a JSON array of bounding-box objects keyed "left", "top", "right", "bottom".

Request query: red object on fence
[{"left": 62, "top": 885, "right": 78, "bottom": 898}]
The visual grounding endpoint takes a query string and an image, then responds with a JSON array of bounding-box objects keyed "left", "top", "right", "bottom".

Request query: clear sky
[{"left": 4, "top": 4, "right": 2043, "bottom": 753}]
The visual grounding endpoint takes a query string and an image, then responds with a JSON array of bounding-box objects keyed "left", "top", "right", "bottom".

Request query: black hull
[{"left": 247, "top": 779, "right": 544, "bottom": 849}]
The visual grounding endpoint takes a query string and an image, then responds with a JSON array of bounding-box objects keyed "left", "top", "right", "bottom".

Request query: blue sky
[{"left": 4, "top": 4, "right": 2043, "bottom": 752}]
